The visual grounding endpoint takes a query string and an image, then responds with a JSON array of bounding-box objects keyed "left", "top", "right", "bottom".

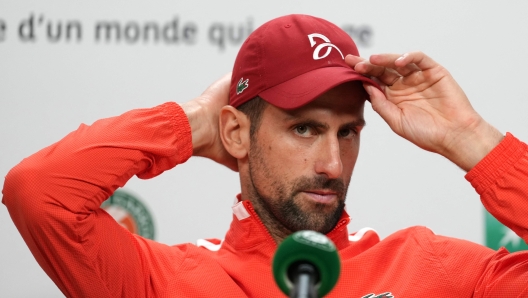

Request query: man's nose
[{"left": 314, "top": 137, "right": 343, "bottom": 179}]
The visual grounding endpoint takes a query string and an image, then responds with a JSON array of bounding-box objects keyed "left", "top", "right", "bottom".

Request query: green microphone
[{"left": 273, "top": 230, "right": 341, "bottom": 298}]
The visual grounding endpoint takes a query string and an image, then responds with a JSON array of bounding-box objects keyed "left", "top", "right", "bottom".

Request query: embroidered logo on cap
[
  {"left": 237, "top": 77, "right": 249, "bottom": 95},
  {"left": 307, "top": 33, "right": 344, "bottom": 60}
]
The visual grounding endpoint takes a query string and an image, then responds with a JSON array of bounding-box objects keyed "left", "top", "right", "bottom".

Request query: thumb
[{"left": 363, "top": 83, "right": 401, "bottom": 132}]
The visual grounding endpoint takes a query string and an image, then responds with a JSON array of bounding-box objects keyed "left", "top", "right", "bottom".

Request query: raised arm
[
  {"left": 346, "top": 52, "right": 528, "bottom": 295},
  {"left": 2, "top": 102, "right": 193, "bottom": 297},
  {"left": 2, "top": 74, "right": 233, "bottom": 297}
]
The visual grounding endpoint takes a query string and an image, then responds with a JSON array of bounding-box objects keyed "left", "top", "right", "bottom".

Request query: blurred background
[{"left": 2, "top": 1, "right": 528, "bottom": 296}]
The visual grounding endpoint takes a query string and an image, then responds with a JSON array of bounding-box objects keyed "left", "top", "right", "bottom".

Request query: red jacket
[{"left": 3, "top": 102, "right": 528, "bottom": 297}]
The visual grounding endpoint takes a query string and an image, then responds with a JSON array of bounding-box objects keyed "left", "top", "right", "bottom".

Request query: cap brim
[{"left": 259, "top": 66, "right": 381, "bottom": 109}]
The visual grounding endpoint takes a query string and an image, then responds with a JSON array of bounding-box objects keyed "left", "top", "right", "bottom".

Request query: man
[{"left": 2, "top": 14, "right": 527, "bottom": 297}]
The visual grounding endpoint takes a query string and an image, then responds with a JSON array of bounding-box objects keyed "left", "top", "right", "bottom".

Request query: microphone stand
[{"left": 290, "top": 262, "right": 318, "bottom": 298}]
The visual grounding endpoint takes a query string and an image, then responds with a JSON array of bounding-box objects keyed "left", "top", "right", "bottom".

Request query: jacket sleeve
[
  {"left": 466, "top": 133, "right": 528, "bottom": 296},
  {"left": 2, "top": 102, "right": 193, "bottom": 297}
]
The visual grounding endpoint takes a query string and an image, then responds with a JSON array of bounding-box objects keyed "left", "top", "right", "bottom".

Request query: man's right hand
[{"left": 181, "top": 73, "right": 238, "bottom": 171}]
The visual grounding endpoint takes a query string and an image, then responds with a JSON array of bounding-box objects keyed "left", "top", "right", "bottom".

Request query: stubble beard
[{"left": 247, "top": 141, "right": 348, "bottom": 235}]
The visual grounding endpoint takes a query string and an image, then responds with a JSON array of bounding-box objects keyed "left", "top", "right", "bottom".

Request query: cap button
[{"left": 284, "top": 24, "right": 291, "bottom": 28}]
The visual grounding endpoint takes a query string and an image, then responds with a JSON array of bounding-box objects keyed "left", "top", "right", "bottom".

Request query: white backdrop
[{"left": 2, "top": 1, "right": 528, "bottom": 297}]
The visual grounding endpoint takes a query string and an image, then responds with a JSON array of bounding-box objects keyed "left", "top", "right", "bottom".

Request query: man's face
[{"left": 245, "top": 82, "right": 366, "bottom": 235}]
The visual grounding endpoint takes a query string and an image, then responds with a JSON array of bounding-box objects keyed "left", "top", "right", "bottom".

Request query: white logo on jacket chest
[{"left": 362, "top": 292, "right": 394, "bottom": 298}]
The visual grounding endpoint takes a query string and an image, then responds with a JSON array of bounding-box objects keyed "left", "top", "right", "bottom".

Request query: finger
[
  {"left": 345, "top": 55, "right": 387, "bottom": 77},
  {"left": 369, "top": 53, "right": 405, "bottom": 68},
  {"left": 355, "top": 61, "right": 402, "bottom": 87},
  {"left": 368, "top": 53, "right": 414, "bottom": 74},
  {"left": 348, "top": 54, "right": 408, "bottom": 87},
  {"left": 347, "top": 54, "right": 415, "bottom": 87},
  {"left": 394, "top": 52, "right": 438, "bottom": 71},
  {"left": 363, "top": 83, "right": 402, "bottom": 133},
  {"left": 393, "top": 63, "right": 421, "bottom": 77},
  {"left": 344, "top": 54, "right": 366, "bottom": 68}
]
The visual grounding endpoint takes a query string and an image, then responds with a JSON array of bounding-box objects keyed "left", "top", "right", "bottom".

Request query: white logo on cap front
[{"left": 308, "top": 33, "right": 344, "bottom": 60}]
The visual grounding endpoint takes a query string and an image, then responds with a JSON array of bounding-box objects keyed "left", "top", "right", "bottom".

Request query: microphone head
[{"left": 273, "top": 230, "right": 341, "bottom": 297}]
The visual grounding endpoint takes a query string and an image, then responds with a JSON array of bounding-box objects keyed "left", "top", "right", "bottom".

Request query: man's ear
[{"left": 219, "top": 106, "right": 250, "bottom": 159}]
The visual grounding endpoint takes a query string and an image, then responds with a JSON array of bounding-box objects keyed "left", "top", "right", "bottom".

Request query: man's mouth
[{"left": 301, "top": 190, "right": 338, "bottom": 204}]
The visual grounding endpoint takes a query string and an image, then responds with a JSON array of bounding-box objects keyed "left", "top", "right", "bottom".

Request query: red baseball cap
[{"left": 229, "top": 14, "right": 380, "bottom": 109}]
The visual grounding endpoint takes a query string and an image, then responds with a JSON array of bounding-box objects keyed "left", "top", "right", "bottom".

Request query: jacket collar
[{"left": 224, "top": 194, "right": 351, "bottom": 255}]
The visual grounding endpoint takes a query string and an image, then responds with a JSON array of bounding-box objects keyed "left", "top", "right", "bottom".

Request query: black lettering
[
  {"left": 47, "top": 21, "right": 61, "bottom": 42},
  {"left": 162, "top": 17, "right": 180, "bottom": 43},
  {"left": 124, "top": 22, "right": 140, "bottom": 43},
  {"left": 209, "top": 19, "right": 253, "bottom": 50},
  {"left": 93, "top": 17, "right": 198, "bottom": 46},
  {"left": 0, "top": 19, "right": 6, "bottom": 42},
  {"left": 65, "top": 21, "right": 82, "bottom": 42},
  {"left": 47, "top": 20, "right": 82, "bottom": 43},
  {"left": 357, "top": 26, "right": 372, "bottom": 46},
  {"left": 95, "top": 21, "right": 121, "bottom": 42},
  {"left": 246, "top": 18, "right": 253, "bottom": 36},
  {"left": 227, "top": 24, "right": 244, "bottom": 44},
  {"left": 341, "top": 24, "right": 373, "bottom": 46},
  {"left": 143, "top": 22, "right": 160, "bottom": 43},
  {"left": 208, "top": 23, "right": 225, "bottom": 50},
  {"left": 19, "top": 13, "right": 37, "bottom": 42},
  {"left": 182, "top": 22, "right": 197, "bottom": 44}
]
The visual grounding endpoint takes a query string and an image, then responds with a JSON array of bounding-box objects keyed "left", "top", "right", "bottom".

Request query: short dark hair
[{"left": 236, "top": 96, "right": 268, "bottom": 139}]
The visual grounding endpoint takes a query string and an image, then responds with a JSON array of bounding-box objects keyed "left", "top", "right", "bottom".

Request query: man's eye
[
  {"left": 295, "top": 125, "right": 311, "bottom": 136},
  {"left": 338, "top": 129, "right": 354, "bottom": 138}
]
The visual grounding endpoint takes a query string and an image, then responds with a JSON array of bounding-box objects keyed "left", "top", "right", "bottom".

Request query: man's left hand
[{"left": 345, "top": 52, "right": 503, "bottom": 171}]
